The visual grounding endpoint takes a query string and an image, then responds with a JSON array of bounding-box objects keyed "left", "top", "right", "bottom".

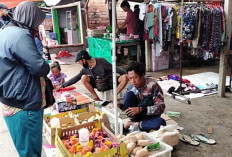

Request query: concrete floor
[{"left": 0, "top": 62, "right": 232, "bottom": 157}]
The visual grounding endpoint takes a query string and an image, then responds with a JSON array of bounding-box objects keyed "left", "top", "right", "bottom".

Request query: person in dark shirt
[
  {"left": 60, "top": 50, "right": 128, "bottom": 101},
  {"left": 134, "top": 5, "right": 145, "bottom": 65},
  {"left": 43, "top": 46, "right": 51, "bottom": 60}
]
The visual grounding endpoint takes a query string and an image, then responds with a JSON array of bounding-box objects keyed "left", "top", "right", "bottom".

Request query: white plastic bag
[{"left": 149, "top": 125, "right": 180, "bottom": 146}]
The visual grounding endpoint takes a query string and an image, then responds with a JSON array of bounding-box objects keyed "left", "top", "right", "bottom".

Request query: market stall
[{"left": 42, "top": 87, "right": 178, "bottom": 157}]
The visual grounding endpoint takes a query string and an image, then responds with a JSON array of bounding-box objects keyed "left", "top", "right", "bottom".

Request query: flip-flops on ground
[
  {"left": 193, "top": 134, "right": 216, "bottom": 145},
  {"left": 179, "top": 134, "right": 200, "bottom": 146}
]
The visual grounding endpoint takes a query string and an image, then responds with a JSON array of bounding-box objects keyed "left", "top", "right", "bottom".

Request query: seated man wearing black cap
[
  {"left": 0, "top": 4, "right": 9, "bottom": 28},
  {"left": 59, "top": 50, "right": 128, "bottom": 101}
]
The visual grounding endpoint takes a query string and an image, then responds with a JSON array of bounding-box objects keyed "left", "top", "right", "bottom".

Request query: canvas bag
[
  {"left": 88, "top": 68, "right": 110, "bottom": 91},
  {"left": 44, "top": 77, "right": 55, "bottom": 108}
]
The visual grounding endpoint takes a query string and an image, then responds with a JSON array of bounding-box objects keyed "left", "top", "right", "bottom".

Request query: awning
[{"left": 0, "top": 0, "right": 43, "bottom": 9}]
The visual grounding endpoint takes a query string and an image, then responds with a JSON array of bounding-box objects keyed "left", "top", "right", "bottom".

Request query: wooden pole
[
  {"left": 145, "top": 40, "right": 152, "bottom": 71},
  {"left": 218, "top": 0, "right": 231, "bottom": 97}
]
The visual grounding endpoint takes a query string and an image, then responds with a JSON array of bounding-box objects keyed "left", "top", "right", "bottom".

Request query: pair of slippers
[{"left": 179, "top": 134, "right": 216, "bottom": 146}]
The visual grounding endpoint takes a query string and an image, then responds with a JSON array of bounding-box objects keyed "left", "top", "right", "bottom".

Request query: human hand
[
  {"left": 56, "top": 85, "right": 62, "bottom": 90},
  {"left": 125, "top": 107, "right": 140, "bottom": 117},
  {"left": 52, "top": 83, "right": 57, "bottom": 89}
]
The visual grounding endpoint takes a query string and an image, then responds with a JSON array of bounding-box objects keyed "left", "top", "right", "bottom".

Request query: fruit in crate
[{"left": 61, "top": 128, "right": 119, "bottom": 155}]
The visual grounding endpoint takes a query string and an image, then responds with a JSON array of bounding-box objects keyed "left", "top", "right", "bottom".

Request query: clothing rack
[{"left": 178, "top": 0, "right": 225, "bottom": 96}]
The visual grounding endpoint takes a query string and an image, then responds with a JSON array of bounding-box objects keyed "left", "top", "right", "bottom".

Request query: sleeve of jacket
[
  {"left": 13, "top": 31, "right": 49, "bottom": 76},
  {"left": 62, "top": 72, "right": 82, "bottom": 88},
  {"left": 34, "top": 37, "right": 44, "bottom": 56}
]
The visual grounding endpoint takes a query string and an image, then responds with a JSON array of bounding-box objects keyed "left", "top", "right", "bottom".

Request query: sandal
[
  {"left": 179, "top": 134, "right": 200, "bottom": 146},
  {"left": 193, "top": 134, "right": 216, "bottom": 145}
]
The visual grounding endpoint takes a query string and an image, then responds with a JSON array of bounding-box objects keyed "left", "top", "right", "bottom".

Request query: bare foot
[
  {"left": 124, "top": 121, "right": 134, "bottom": 131},
  {"left": 124, "top": 121, "right": 139, "bottom": 131}
]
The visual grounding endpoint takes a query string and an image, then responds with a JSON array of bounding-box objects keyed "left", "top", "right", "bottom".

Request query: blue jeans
[
  {"left": 123, "top": 91, "right": 166, "bottom": 131},
  {"left": 4, "top": 109, "right": 44, "bottom": 157}
]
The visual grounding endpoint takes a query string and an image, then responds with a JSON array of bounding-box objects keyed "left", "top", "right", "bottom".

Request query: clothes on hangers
[{"left": 139, "top": 3, "right": 147, "bottom": 21}]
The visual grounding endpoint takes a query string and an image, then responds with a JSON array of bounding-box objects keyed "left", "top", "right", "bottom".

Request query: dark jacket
[
  {"left": 0, "top": 26, "right": 50, "bottom": 110},
  {"left": 34, "top": 37, "right": 44, "bottom": 56}
]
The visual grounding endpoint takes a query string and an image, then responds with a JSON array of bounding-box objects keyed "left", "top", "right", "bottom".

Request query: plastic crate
[
  {"left": 143, "top": 133, "right": 173, "bottom": 157},
  {"left": 55, "top": 122, "right": 128, "bottom": 157},
  {"left": 101, "top": 107, "right": 123, "bottom": 135}
]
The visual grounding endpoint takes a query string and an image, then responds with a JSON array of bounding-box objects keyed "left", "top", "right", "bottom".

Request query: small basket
[{"left": 143, "top": 133, "right": 173, "bottom": 157}]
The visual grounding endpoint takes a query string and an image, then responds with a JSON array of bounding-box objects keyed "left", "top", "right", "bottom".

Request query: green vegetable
[{"left": 147, "top": 142, "right": 160, "bottom": 151}]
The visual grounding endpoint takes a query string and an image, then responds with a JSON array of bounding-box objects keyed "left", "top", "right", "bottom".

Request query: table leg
[{"left": 137, "top": 45, "right": 140, "bottom": 62}]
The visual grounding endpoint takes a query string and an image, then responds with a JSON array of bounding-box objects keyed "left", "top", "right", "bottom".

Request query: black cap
[
  {"left": 0, "top": 4, "right": 8, "bottom": 9},
  {"left": 75, "top": 50, "right": 91, "bottom": 62}
]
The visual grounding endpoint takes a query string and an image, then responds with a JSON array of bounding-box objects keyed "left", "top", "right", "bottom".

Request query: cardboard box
[{"left": 55, "top": 91, "right": 94, "bottom": 113}]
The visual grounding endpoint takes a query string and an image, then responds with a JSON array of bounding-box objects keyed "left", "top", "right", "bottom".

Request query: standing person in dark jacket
[
  {"left": 0, "top": 4, "right": 8, "bottom": 28},
  {"left": 0, "top": 2, "right": 50, "bottom": 156},
  {"left": 60, "top": 50, "right": 128, "bottom": 101}
]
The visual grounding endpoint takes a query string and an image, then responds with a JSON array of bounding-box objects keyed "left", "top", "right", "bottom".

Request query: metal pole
[
  {"left": 179, "top": 0, "right": 184, "bottom": 95},
  {"left": 112, "top": 0, "right": 119, "bottom": 136}
]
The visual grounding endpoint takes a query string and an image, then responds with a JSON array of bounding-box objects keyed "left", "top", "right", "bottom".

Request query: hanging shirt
[
  {"left": 192, "top": 7, "right": 201, "bottom": 48},
  {"left": 126, "top": 9, "right": 136, "bottom": 36},
  {"left": 154, "top": 8, "right": 158, "bottom": 37},
  {"left": 154, "top": 4, "right": 163, "bottom": 53},
  {"left": 139, "top": 3, "right": 147, "bottom": 21},
  {"left": 147, "top": 12, "right": 154, "bottom": 39}
]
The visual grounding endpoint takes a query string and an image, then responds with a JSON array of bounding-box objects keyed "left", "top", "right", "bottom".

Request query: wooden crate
[
  {"left": 43, "top": 104, "right": 108, "bottom": 146},
  {"left": 55, "top": 122, "right": 128, "bottom": 157}
]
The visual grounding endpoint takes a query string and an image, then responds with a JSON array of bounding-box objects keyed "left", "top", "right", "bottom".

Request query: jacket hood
[{"left": 13, "top": 1, "right": 45, "bottom": 29}]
